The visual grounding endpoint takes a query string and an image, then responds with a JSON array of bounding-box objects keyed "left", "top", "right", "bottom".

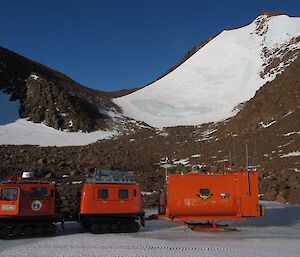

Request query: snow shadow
[
  {"left": 0, "top": 92, "right": 20, "bottom": 125},
  {"left": 55, "top": 220, "right": 178, "bottom": 236},
  {"left": 234, "top": 204, "right": 300, "bottom": 227},
  {"left": 56, "top": 221, "right": 84, "bottom": 236},
  {"left": 141, "top": 220, "right": 180, "bottom": 232}
]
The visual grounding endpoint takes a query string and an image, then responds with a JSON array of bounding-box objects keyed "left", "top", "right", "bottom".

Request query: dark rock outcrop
[
  {"left": 22, "top": 75, "right": 106, "bottom": 132},
  {"left": 0, "top": 47, "right": 119, "bottom": 132}
]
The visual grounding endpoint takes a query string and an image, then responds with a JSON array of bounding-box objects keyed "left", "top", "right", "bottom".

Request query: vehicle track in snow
[{"left": 0, "top": 243, "right": 236, "bottom": 257}]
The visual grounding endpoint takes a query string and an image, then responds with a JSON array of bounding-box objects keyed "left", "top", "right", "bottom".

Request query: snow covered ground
[
  {"left": 0, "top": 119, "right": 118, "bottom": 147},
  {"left": 1, "top": 202, "right": 299, "bottom": 257},
  {"left": 114, "top": 14, "right": 300, "bottom": 128},
  {"left": 0, "top": 92, "right": 118, "bottom": 146}
]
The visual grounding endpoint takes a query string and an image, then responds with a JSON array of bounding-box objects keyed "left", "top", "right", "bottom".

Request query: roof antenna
[
  {"left": 164, "top": 157, "right": 169, "bottom": 187},
  {"left": 252, "top": 127, "right": 259, "bottom": 170},
  {"left": 245, "top": 143, "right": 251, "bottom": 195},
  {"left": 231, "top": 134, "right": 236, "bottom": 168},
  {"left": 229, "top": 150, "right": 232, "bottom": 170},
  {"left": 245, "top": 143, "right": 249, "bottom": 170}
]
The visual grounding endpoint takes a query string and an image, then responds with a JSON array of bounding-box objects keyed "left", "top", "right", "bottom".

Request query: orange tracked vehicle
[
  {"left": 0, "top": 168, "right": 265, "bottom": 237},
  {"left": 155, "top": 169, "right": 265, "bottom": 231},
  {"left": 79, "top": 170, "right": 145, "bottom": 233},
  {"left": 0, "top": 172, "right": 63, "bottom": 239}
]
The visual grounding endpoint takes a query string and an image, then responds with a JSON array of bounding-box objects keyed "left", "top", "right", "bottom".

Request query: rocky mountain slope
[
  {"left": 0, "top": 13, "right": 299, "bottom": 216},
  {"left": 0, "top": 47, "right": 122, "bottom": 132}
]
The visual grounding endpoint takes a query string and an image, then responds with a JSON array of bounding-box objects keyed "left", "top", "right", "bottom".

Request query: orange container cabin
[
  {"left": 157, "top": 170, "right": 265, "bottom": 230},
  {"left": 79, "top": 170, "right": 145, "bottom": 234},
  {"left": 0, "top": 172, "right": 63, "bottom": 239}
]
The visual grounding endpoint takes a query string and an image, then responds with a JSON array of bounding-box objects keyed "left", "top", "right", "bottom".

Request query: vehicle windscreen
[{"left": 0, "top": 188, "right": 18, "bottom": 201}]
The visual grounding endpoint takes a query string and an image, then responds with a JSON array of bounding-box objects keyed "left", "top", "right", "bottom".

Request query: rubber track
[
  {"left": 0, "top": 223, "right": 56, "bottom": 240},
  {"left": 88, "top": 221, "right": 140, "bottom": 234}
]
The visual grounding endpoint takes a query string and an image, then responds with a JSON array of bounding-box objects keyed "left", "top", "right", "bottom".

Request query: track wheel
[
  {"left": 100, "top": 223, "right": 110, "bottom": 233},
  {"left": 34, "top": 225, "right": 43, "bottom": 236},
  {"left": 120, "top": 223, "right": 129, "bottom": 233},
  {"left": 0, "top": 226, "right": 10, "bottom": 239},
  {"left": 13, "top": 226, "right": 23, "bottom": 238},
  {"left": 109, "top": 223, "right": 120, "bottom": 233},
  {"left": 89, "top": 223, "right": 101, "bottom": 234},
  {"left": 129, "top": 222, "right": 140, "bottom": 232},
  {"left": 45, "top": 224, "right": 56, "bottom": 235},
  {"left": 23, "top": 226, "right": 34, "bottom": 237}
]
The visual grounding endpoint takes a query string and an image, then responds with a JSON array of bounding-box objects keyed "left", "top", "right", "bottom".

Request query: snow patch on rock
[
  {"left": 30, "top": 74, "right": 39, "bottom": 80},
  {"left": 259, "top": 120, "right": 277, "bottom": 128},
  {"left": 280, "top": 151, "right": 300, "bottom": 158}
]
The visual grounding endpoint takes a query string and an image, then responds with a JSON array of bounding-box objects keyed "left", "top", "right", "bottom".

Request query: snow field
[
  {"left": 0, "top": 119, "right": 118, "bottom": 147},
  {"left": 114, "top": 15, "right": 300, "bottom": 128},
  {"left": 0, "top": 202, "right": 299, "bottom": 257}
]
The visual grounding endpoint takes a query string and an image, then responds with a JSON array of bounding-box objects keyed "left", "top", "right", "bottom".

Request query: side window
[
  {"left": 31, "top": 188, "right": 48, "bottom": 200},
  {"left": 98, "top": 189, "right": 109, "bottom": 200},
  {"left": 119, "top": 189, "right": 129, "bottom": 199},
  {"left": 1, "top": 188, "right": 18, "bottom": 201}
]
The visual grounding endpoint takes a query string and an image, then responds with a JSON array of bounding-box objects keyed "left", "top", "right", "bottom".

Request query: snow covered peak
[
  {"left": 114, "top": 14, "right": 300, "bottom": 128},
  {"left": 254, "top": 14, "right": 300, "bottom": 47},
  {"left": 253, "top": 12, "right": 283, "bottom": 25}
]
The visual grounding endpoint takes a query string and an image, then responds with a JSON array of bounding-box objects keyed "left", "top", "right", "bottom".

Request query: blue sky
[{"left": 0, "top": 0, "right": 299, "bottom": 91}]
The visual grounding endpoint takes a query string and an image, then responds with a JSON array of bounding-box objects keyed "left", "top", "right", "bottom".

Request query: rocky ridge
[{"left": 0, "top": 47, "right": 122, "bottom": 132}]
